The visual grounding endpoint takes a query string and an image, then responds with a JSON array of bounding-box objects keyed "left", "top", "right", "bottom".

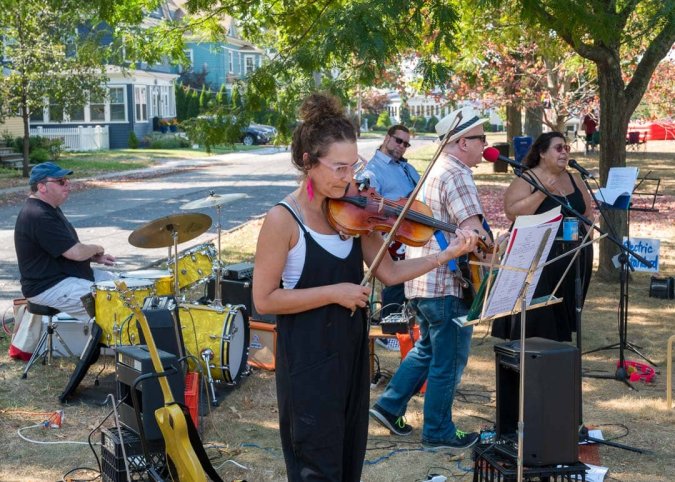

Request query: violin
[
  {"left": 327, "top": 183, "right": 493, "bottom": 298},
  {"left": 327, "top": 182, "right": 490, "bottom": 251}
]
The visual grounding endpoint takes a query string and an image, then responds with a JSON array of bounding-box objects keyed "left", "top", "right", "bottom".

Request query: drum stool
[{"left": 21, "top": 302, "right": 75, "bottom": 379}]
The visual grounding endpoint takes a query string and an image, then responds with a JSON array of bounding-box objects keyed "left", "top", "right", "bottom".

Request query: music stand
[{"left": 458, "top": 212, "right": 562, "bottom": 482}]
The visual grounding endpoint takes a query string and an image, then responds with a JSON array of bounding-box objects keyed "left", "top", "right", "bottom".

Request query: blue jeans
[{"left": 375, "top": 295, "right": 473, "bottom": 442}]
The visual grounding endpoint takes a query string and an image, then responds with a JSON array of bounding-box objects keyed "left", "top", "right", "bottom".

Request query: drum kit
[{"left": 91, "top": 191, "right": 249, "bottom": 404}]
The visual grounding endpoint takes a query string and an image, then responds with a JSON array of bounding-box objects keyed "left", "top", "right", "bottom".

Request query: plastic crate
[
  {"left": 184, "top": 371, "right": 200, "bottom": 429},
  {"left": 472, "top": 444, "right": 587, "bottom": 482},
  {"left": 101, "top": 426, "right": 165, "bottom": 482}
]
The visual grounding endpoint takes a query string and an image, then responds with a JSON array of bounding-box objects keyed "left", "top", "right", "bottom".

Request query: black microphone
[{"left": 567, "top": 159, "right": 595, "bottom": 179}]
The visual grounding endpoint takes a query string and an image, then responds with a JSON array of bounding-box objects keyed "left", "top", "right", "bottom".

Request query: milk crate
[{"left": 101, "top": 426, "right": 165, "bottom": 481}]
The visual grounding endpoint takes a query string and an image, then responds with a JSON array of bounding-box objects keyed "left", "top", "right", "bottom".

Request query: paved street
[{"left": 0, "top": 138, "right": 394, "bottom": 316}]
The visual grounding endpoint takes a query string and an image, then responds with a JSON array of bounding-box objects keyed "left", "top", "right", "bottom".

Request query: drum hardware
[
  {"left": 128, "top": 212, "right": 212, "bottom": 303},
  {"left": 200, "top": 348, "right": 219, "bottom": 406},
  {"left": 181, "top": 191, "right": 247, "bottom": 309}
]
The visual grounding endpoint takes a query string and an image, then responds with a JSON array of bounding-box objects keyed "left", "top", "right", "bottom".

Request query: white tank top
[{"left": 280, "top": 202, "right": 353, "bottom": 289}]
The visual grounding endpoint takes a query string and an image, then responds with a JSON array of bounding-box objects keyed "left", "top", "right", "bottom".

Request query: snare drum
[
  {"left": 179, "top": 304, "right": 249, "bottom": 384},
  {"left": 172, "top": 242, "right": 217, "bottom": 291},
  {"left": 93, "top": 279, "right": 153, "bottom": 346},
  {"left": 122, "top": 269, "right": 174, "bottom": 296}
]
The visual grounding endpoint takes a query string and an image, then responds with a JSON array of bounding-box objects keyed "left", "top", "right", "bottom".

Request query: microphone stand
[
  {"left": 579, "top": 175, "right": 658, "bottom": 369},
  {"left": 499, "top": 157, "right": 650, "bottom": 454}
]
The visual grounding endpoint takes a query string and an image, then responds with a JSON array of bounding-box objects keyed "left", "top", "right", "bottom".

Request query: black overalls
[{"left": 275, "top": 204, "right": 370, "bottom": 482}]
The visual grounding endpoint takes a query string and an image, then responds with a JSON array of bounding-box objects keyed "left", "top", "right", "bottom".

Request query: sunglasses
[
  {"left": 552, "top": 144, "right": 571, "bottom": 153},
  {"left": 462, "top": 135, "right": 487, "bottom": 143},
  {"left": 44, "top": 178, "right": 70, "bottom": 186},
  {"left": 391, "top": 135, "right": 411, "bottom": 148}
]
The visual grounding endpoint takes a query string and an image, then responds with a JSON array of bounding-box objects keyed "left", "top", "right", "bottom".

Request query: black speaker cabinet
[
  {"left": 206, "top": 277, "right": 276, "bottom": 323},
  {"left": 494, "top": 337, "right": 579, "bottom": 466},
  {"left": 140, "top": 296, "right": 185, "bottom": 358},
  {"left": 116, "top": 345, "right": 184, "bottom": 442}
]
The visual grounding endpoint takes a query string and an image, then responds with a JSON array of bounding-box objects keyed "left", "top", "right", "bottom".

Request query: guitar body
[{"left": 156, "top": 404, "right": 207, "bottom": 482}]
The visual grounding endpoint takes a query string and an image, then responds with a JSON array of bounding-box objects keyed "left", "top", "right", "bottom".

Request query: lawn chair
[{"left": 626, "top": 131, "right": 647, "bottom": 151}]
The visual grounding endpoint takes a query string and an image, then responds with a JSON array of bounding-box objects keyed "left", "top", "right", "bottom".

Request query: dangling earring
[{"left": 306, "top": 176, "right": 314, "bottom": 201}]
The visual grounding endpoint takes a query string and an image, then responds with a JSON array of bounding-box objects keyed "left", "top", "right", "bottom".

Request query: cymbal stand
[
  {"left": 212, "top": 202, "right": 223, "bottom": 308},
  {"left": 168, "top": 226, "right": 186, "bottom": 360}
]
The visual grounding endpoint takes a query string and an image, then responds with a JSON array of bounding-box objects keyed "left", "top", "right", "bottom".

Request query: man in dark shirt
[{"left": 14, "top": 162, "right": 116, "bottom": 320}]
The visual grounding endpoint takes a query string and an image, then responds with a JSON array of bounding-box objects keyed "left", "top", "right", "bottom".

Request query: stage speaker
[
  {"left": 494, "top": 337, "right": 579, "bottom": 466},
  {"left": 206, "top": 277, "right": 276, "bottom": 323},
  {"left": 116, "top": 345, "right": 184, "bottom": 442},
  {"left": 140, "top": 296, "right": 185, "bottom": 359}
]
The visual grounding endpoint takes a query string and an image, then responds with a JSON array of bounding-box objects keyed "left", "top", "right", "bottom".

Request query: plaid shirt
[{"left": 405, "top": 153, "right": 485, "bottom": 299}]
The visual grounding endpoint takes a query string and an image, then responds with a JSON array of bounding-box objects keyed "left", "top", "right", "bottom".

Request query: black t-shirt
[{"left": 15, "top": 197, "right": 94, "bottom": 297}]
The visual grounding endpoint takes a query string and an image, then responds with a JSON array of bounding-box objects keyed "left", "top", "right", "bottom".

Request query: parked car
[{"left": 241, "top": 123, "right": 277, "bottom": 145}]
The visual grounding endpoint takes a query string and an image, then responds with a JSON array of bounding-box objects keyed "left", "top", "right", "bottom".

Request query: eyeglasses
[
  {"left": 552, "top": 144, "right": 571, "bottom": 153},
  {"left": 462, "top": 135, "right": 487, "bottom": 143},
  {"left": 44, "top": 178, "right": 70, "bottom": 186},
  {"left": 317, "top": 158, "right": 365, "bottom": 177},
  {"left": 391, "top": 135, "right": 411, "bottom": 148}
]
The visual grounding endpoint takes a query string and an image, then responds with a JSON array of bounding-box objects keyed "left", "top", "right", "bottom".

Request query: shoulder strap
[{"left": 276, "top": 202, "right": 308, "bottom": 234}]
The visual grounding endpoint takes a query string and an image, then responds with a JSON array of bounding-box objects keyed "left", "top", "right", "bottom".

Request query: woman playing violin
[{"left": 252, "top": 93, "right": 478, "bottom": 482}]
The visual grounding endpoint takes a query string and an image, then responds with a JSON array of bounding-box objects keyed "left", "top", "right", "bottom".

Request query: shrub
[
  {"left": 143, "top": 132, "right": 191, "bottom": 149},
  {"left": 128, "top": 131, "right": 139, "bottom": 149},
  {"left": 426, "top": 116, "right": 439, "bottom": 133},
  {"left": 29, "top": 148, "right": 50, "bottom": 163},
  {"left": 375, "top": 110, "right": 391, "bottom": 130}
]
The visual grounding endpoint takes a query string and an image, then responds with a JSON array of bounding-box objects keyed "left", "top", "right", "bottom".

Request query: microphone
[
  {"left": 568, "top": 159, "right": 595, "bottom": 179},
  {"left": 482, "top": 147, "right": 523, "bottom": 173}
]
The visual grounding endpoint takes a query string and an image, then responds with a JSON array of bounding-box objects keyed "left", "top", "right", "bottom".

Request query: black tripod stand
[{"left": 580, "top": 176, "right": 658, "bottom": 389}]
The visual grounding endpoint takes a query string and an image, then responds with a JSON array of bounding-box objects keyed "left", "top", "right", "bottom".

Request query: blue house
[
  {"left": 180, "top": 17, "right": 266, "bottom": 92},
  {"left": 26, "top": 3, "right": 180, "bottom": 150}
]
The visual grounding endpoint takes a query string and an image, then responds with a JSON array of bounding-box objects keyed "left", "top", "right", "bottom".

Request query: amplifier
[
  {"left": 116, "top": 345, "right": 184, "bottom": 442},
  {"left": 206, "top": 277, "right": 276, "bottom": 323},
  {"left": 649, "top": 276, "right": 674, "bottom": 299},
  {"left": 221, "top": 262, "right": 254, "bottom": 280},
  {"left": 249, "top": 320, "right": 276, "bottom": 371}
]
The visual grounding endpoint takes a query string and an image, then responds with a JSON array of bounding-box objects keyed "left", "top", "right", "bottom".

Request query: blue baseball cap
[{"left": 29, "top": 162, "right": 73, "bottom": 185}]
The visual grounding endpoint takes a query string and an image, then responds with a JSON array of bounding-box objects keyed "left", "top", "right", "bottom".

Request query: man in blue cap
[{"left": 14, "top": 162, "right": 116, "bottom": 320}]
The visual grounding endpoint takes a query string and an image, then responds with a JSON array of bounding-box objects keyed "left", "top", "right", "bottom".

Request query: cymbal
[
  {"left": 128, "top": 213, "right": 212, "bottom": 249},
  {"left": 180, "top": 193, "right": 248, "bottom": 210}
]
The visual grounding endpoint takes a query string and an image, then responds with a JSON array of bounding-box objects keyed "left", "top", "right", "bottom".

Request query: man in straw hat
[
  {"left": 14, "top": 162, "right": 116, "bottom": 322},
  {"left": 369, "top": 106, "right": 492, "bottom": 452}
]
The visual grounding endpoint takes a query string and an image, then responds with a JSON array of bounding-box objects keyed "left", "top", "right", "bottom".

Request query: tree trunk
[
  {"left": 595, "top": 61, "right": 629, "bottom": 282},
  {"left": 506, "top": 103, "right": 522, "bottom": 156},
  {"left": 524, "top": 106, "right": 543, "bottom": 139},
  {"left": 21, "top": 96, "right": 30, "bottom": 178}
]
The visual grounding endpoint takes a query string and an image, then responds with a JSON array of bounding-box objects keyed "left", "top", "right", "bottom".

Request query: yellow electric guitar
[{"left": 115, "top": 281, "right": 208, "bottom": 482}]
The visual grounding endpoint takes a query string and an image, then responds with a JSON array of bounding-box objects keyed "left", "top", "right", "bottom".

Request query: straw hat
[{"left": 435, "top": 106, "right": 488, "bottom": 142}]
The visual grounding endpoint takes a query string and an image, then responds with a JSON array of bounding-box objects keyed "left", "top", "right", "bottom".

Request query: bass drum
[{"left": 179, "top": 304, "right": 250, "bottom": 384}]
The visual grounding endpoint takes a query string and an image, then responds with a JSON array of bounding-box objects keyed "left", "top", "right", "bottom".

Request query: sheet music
[
  {"left": 595, "top": 166, "right": 639, "bottom": 206},
  {"left": 481, "top": 207, "right": 562, "bottom": 318}
]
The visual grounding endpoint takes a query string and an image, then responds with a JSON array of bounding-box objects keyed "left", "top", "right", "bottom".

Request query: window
[
  {"left": 183, "top": 49, "right": 193, "bottom": 72},
  {"left": 244, "top": 55, "right": 255, "bottom": 75},
  {"left": 134, "top": 86, "right": 147, "bottom": 122},
  {"left": 109, "top": 87, "right": 126, "bottom": 121},
  {"left": 49, "top": 102, "right": 64, "bottom": 122},
  {"left": 90, "top": 92, "right": 106, "bottom": 121},
  {"left": 68, "top": 105, "right": 85, "bottom": 122},
  {"left": 229, "top": 51, "right": 233, "bottom": 73}
]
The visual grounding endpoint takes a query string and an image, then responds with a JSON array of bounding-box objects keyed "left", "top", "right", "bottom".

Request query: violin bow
[{"left": 360, "top": 112, "right": 464, "bottom": 287}]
